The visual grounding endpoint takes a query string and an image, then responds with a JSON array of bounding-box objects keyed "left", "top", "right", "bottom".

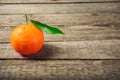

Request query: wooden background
[{"left": 0, "top": 0, "right": 120, "bottom": 80}]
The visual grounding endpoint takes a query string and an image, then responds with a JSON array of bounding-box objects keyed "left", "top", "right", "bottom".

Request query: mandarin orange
[{"left": 10, "top": 24, "right": 44, "bottom": 56}]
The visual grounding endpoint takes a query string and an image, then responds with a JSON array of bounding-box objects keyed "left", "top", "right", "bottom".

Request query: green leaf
[{"left": 31, "top": 20, "right": 64, "bottom": 34}]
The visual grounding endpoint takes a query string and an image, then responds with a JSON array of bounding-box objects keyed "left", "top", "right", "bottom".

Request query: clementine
[{"left": 10, "top": 24, "right": 44, "bottom": 56}]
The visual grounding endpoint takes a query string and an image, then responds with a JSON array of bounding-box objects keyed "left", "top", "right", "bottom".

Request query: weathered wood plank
[
  {"left": 1, "top": 30, "right": 120, "bottom": 42},
  {"left": 0, "top": 0, "right": 119, "bottom": 3},
  {"left": 0, "top": 60, "right": 120, "bottom": 80},
  {"left": 0, "top": 13, "right": 120, "bottom": 26},
  {"left": 0, "top": 40, "right": 120, "bottom": 59},
  {"left": 0, "top": 26, "right": 120, "bottom": 42},
  {"left": 0, "top": 3, "right": 119, "bottom": 14}
]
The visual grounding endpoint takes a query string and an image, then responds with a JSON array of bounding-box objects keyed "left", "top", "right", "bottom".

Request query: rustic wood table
[{"left": 0, "top": 0, "right": 120, "bottom": 80}]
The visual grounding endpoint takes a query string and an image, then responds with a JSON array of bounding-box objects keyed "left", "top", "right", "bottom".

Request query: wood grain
[
  {"left": 0, "top": 13, "right": 120, "bottom": 26},
  {"left": 0, "top": 3, "right": 119, "bottom": 14},
  {"left": 0, "top": 60, "right": 120, "bottom": 80},
  {"left": 0, "top": 40, "right": 120, "bottom": 59},
  {"left": 0, "top": 0, "right": 119, "bottom": 3}
]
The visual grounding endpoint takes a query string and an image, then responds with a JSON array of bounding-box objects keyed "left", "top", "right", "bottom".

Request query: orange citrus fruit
[{"left": 10, "top": 24, "right": 44, "bottom": 56}]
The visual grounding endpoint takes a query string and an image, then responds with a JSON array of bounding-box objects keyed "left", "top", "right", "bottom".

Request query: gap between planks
[{"left": 0, "top": 58, "right": 120, "bottom": 60}]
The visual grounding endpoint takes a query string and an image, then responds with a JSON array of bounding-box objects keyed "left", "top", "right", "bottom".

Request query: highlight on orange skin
[{"left": 10, "top": 24, "right": 44, "bottom": 56}]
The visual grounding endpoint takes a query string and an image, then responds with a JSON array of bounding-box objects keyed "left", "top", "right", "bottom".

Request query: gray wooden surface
[
  {"left": 0, "top": 60, "right": 120, "bottom": 80},
  {"left": 0, "top": 0, "right": 120, "bottom": 3},
  {"left": 0, "top": 3, "right": 120, "bottom": 14},
  {"left": 0, "top": 0, "right": 120, "bottom": 80}
]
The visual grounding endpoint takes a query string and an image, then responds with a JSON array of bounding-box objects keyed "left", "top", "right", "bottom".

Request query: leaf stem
[{"left": 25, "top": 14, "right": 29, "bottom": 24}]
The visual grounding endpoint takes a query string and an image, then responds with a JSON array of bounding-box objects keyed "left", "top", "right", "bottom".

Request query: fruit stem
[{"left": 25, "top": 14, "right": 29, "bottom": 24}]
